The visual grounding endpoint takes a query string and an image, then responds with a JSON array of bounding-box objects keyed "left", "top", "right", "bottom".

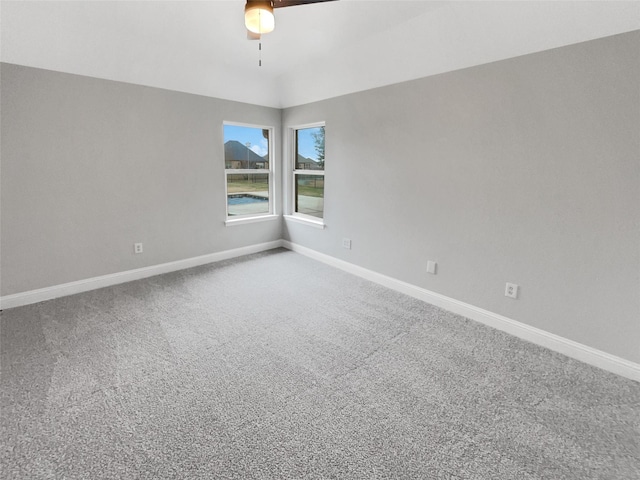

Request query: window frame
[
  {"left": 285, "top": 122, "right": 326, "bottom": 228},
  {"left": 222, "top": 121, "right": 277, "bottom": 226}
]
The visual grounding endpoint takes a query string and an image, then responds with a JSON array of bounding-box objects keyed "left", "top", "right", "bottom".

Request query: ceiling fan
[{"left": 245, "top": 0, "right": 337, "bottom": 40}]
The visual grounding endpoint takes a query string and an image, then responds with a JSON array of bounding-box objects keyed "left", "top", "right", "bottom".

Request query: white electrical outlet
[
  {"left": 426, "top": 261, "right": 437, "bottom": 274},
  {"left": 342, "top": 238, "right": 352, "bottom": 249},
  {"left": 134, "top": 243, "right": 143, "bottom": 254},
  {"left": 505, "top": 282, "right": 518, "bottom": 299}
]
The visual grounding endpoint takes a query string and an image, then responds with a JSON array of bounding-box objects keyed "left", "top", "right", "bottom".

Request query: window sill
[
  {"left": 283, "top": 214, "right": 326, "bottom": 229},
  {"left": 225, "top": 214, "right": 279, "bottom": 227}
]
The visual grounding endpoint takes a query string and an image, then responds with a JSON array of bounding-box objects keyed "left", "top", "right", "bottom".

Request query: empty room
[{"left": 1, "top": 1, "right": 639, "bottom": 478}]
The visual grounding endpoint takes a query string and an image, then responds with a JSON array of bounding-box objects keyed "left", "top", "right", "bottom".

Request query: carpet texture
[{"left": 1, "top": 248, "right": 639, "bottom": 479}]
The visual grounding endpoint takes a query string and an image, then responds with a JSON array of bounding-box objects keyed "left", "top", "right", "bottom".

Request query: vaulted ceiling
[{"left": 2, "top": 1, "right": 639, "bottom": 108}]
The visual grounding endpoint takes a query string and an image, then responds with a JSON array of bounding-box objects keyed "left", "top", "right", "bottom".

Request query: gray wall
[
  {"left": 2, "top": 32, "right": 638, "bottom": 365},
  {"left": 1, "top": 64, "right": 282, "bottom": 295},
  {"left": 282, "top": 32, "right": 640, "bottom": 363}
]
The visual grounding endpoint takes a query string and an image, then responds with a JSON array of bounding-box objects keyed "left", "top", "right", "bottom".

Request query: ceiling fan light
[{"left": 245, "top": 1, "right": 275, "bottom": 34}]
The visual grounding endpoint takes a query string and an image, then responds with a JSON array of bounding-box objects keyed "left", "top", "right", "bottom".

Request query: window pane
[
  {"left": 296, "top": 126, "right": 324, "bottom": 170},
  {"left": 227, "top": 174, "right": 269, "bottom": 216},
  {"left": 224, "top": 125, "right": 270, "bottom": 170},
  {"left": 295, "top": 174, "right": 324, "bottom": 218}
]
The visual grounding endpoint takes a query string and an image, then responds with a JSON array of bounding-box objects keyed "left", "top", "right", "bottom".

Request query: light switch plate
[{"left": 427, "top": 261, "right": 437, "bottom": 274}]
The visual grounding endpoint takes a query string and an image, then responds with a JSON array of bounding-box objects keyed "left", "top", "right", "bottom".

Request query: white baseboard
[
  {"left": 0, "top": 240, "right": 284, "bottom": 310},
  {"left": 282, "top": 240, "right": 640, "bottom": 383},
  {"left": 3, "top": 238, "right": 637, "bottom": 382}
]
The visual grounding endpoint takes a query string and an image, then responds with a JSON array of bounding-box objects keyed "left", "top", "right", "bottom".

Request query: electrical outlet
[
  {"left": 342, "top": 238, "right": 352, "bottom": 249},
  {"left": 426, "top": 261, "right": 437, "bottom": 274},
  {"left": 134, "top": 243, "right": 143, "bottom": 254},
  {"left": 505, "top": 282, "right": 518, "bottom": 299}
]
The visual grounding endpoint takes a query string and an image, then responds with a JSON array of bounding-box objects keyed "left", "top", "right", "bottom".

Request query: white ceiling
[{"left": 2, "top": 1, "right": 639, "bottom": 108}]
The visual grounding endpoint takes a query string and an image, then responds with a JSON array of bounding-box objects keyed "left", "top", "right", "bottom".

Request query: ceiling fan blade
[
  {"left": 273, "top": 0, "right": 337, "bottom": 8},
  {"left": 247, "top": 29, "right": 261, "bottom": 40}
]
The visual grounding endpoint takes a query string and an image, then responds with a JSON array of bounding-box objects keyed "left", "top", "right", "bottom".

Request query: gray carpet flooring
[{"left": 1, "top": 248, "right": 639, "bottom": 479}]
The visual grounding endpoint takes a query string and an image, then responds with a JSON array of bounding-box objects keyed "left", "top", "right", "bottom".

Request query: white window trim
[
  {"left": 223, "top": 121, "right": 276, "bottom": 224},
  {"left": 283, "top": 214, "right": 326, "bottom": 229},
  {"left": 285, "top": 122, "right": 326, "bottom": 227},
  {"left": 225, "top": 214, "right": 279, "bottom": 227}
]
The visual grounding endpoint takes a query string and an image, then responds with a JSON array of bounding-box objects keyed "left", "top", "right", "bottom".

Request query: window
[
  {"left": 223, "top": 123, "right": 273, "bottom": 220},
  {"left": 292, "top": 124, "right": 325, "bottom": 220}
]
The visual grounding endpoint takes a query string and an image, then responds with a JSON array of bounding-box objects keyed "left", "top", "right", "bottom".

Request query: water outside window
[{"left": 224, "top": 124, "right": 270, "bottom": 216}]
